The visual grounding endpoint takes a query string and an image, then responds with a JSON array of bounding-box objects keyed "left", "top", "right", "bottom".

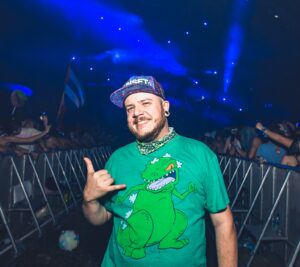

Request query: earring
[{"left": 164, "top": 110, "right": 170, "bottom": 117}]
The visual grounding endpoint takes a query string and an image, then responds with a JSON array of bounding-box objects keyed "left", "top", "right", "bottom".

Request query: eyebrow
[{"left": 125, "top": 98, "right": 153, "bottom": 108}]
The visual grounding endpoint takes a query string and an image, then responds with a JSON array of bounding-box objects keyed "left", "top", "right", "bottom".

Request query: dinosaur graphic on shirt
[{"left": 116, "top": 154, "right": 196, "bottom": 259}]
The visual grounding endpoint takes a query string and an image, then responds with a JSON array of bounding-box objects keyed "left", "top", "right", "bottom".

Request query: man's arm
[
  {"left": 82, "top": 199, "right": 112, "bottom": 226},
  {"left": 82, "top": 158, "right": 126, "bottom": 226},
  {"left": 210, "top": 206, "right": 238, "bottom": 267}
]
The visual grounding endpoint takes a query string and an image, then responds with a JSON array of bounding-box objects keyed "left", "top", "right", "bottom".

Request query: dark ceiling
[{"left": 0, "top": 0, "right": 299, "bottom": 137}]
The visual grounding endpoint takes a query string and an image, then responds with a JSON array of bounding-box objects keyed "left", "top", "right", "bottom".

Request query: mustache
[{"left": 133, "top": 116, "right": 150, "bottom": 124}]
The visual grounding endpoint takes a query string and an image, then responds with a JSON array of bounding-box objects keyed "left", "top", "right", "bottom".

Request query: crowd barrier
[
  {"left": 0, "top": 146, "right": 112, "bottom": 258},
  {"left": 1, "top": 149, "right": 299, "bottom": 266},
  {"left": 218, "top": 155, "right": 300, "bottom": 267}
]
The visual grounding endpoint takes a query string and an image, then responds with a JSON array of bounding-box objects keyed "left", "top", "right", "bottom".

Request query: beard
[{"left": 128, "top": 109, "right": 167, "bottom": 142}]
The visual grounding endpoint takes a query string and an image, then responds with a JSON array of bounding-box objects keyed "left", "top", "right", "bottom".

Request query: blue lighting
[
  {"left": 186, "top": 87, "right": 210, "bottom": 101},
  {"left": 223, "top": 0, "right": 250, "bottom": 93},
  {"left": 185, "top": 31, "right": 190, "bottom": 35},
  {"left": 100, "top": 16, "right": 104, "bottom": 20},
  {"left": 40, "top": 0, "right": 186, "bottom": 75},
  {"left": 193, "top": 80, "right": 199, "bottom": 85},
  {"left": 1, "top": 83, "right": 33, "bottom": 96},
  {"left": 239, "top": 108, "right": 243, "bottom": 112},
  {"left": 89, "top": 67, "right": 94, "bottom": 71},
  {"left": 264, "top": 103, "right": 273, "bottom": 109},
  {"left": 203, "top": 21, "right": 208, "bottom": 26},
  {"left": 222, "top": 97, "right": 227, "bottom": 102},
  {"left": 204, "top": 70, "right": 218, "bottom": 75},
  {"left": 71, "top": 56, "right": 76, "bottom": 60},
  {"left": 167, "top": 40, "right": 171, "bottom": 44},
  {"left": 107, "top": 78, "right": 110, "bottom": 81}
]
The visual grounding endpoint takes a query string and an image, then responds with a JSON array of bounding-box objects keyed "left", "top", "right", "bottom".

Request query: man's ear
[{"left": 162, "top": 100, "right": 170, "bottom": 113}]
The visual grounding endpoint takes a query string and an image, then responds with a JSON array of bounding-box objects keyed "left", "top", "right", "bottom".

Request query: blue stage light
[
  {"left": 223, "top": 0, "right": 250, "bottom": 93},
  {"left": 1, "top": 83, "right": 33, "bottom": 96},
  {"left": 89, "top": 67, "right": 93, "bottom": 71},
  {"left": 40, "top": 0, "right": 186, "bottom": 76},
  {"left": 71, "top": 56, "right": 76, "bottom": 60}
]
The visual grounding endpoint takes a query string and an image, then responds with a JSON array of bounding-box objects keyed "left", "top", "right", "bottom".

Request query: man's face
[{"left": 124, "top": 92, "right": 169, "bottom": 142}]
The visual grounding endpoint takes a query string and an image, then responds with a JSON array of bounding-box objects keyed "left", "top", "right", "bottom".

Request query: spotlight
[
  {"left": 118, "top": 27, "right": 122, "bottom": 31},
  {"left": 89, "top": 67, "right": 93, "bottom": 71},
  {"left": 185, "top": 31, "right": 190, "bottom": 35},
  {"left": 167, "top": 40, "right": 171, "bottom": 44},
  {"left": 203, "top": 21, "right": 208, "bottom": 26},
  {"left": 71, "top": 56, "right": 76, "bottom": 60}
]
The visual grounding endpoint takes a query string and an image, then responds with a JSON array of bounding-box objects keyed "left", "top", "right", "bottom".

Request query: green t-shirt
[{"left": 101, "top": 135, "right": 229, "bottom": 267}]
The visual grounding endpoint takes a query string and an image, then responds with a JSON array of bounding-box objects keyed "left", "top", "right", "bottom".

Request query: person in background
[
  {"left": 256, "top": 122, "right": 299, "bottom": 166},
  {"left": 0, "top": 122, "right": 51, "bottom": 155},
  {"left": 223, "top": 128, "right": 246, "bottom": 157},
  {"left": 82, "top": 76, "right": 237, "bottom": 267},
  {"left": 15, "top": 116, "right": 48, "bottom": 154}
]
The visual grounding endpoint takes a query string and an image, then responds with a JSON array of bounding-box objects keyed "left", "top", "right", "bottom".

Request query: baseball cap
[{"left": 110, "top": 76, "right": 165, "bottom": 108}]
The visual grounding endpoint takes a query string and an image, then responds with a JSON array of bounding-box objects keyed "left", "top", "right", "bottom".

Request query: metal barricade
[
  {"left": 0, "top": 146, "right": 112, "bottom": 257},
  {"left": 218, "top": 155, "right": 300, "bottom": 267}
]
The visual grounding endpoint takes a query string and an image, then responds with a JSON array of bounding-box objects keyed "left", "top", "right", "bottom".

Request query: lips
[{"left": 134, "top": 117, "right": 150, "bottom": 127}]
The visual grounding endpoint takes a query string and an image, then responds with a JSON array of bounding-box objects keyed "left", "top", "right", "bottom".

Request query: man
[{"left": 82, "top": 76, "right": 237, "bottom": 267}]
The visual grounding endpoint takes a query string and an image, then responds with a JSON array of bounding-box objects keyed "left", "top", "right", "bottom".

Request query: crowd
[
  {"left": 0, "top": 114, "right": 113, "bottom": 157},
  {"left": 2, "top": 112, "right": 299, "bottom": 169},
  {"left": 203, "top": 120, "right": 300, "bottom": 168}
]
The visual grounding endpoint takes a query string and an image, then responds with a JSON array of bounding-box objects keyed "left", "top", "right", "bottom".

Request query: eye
[
  {"left": 143, "top": 101, "right": 151, "bottom": 106},
  {"left": 126, "top": 107, "right": 134, "bottom": 113}
]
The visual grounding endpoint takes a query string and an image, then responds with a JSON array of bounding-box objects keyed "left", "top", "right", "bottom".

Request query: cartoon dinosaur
[{"left": 116, "top": 155, "right": 196, "bottom": 259}]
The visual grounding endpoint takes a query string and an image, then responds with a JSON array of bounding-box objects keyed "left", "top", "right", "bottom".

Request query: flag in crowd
[{"left": 57, "top": 65, "right": 85, "bottom": 128}]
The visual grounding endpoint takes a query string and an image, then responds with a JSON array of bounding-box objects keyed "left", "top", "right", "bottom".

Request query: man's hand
[{"left": 83, "top": 157, "right": 126, "bottom": 203}]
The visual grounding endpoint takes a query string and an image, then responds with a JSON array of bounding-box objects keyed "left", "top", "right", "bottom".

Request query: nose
[{"left": 133, "top": 105, "right": 144, "bottom": 117}]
